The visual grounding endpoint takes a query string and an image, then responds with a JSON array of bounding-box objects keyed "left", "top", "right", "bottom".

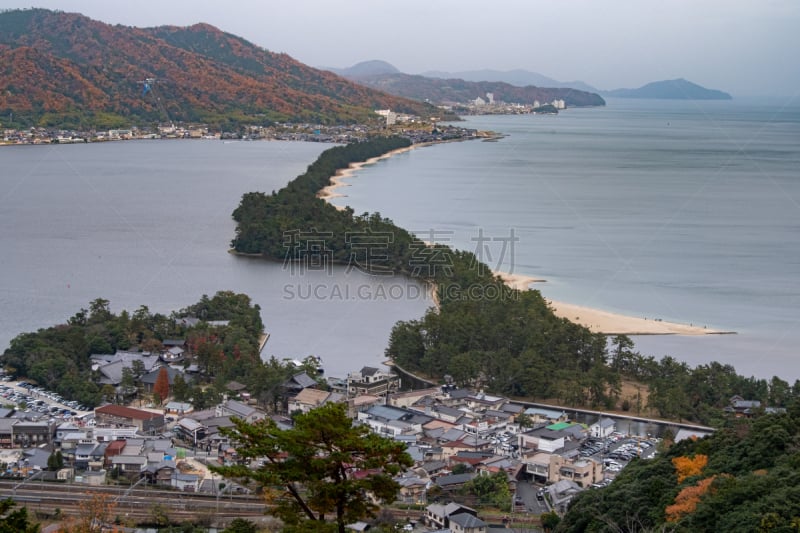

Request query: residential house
[
  {"left": 522, "top": 451, "right": 551, "bottom": 483},
  {"left": 164, "top": 401, "right": 193, "bottom": 416},
  {"left": 75, "top": 442, "right": 106, "bottom": 471},
  {"left": 346, "top": 367, "right": 400, "bottom": 398},
  {"left": 12, "top": 421, "right": 56, "bottom": 447},
  {"left": 144, "top": 460, "right": 176, "bottom": 486},
  {"left": 434, "top": 473, "right": 475, "bottom": 492},
  {"left": 549, "top": 454, "right": 603, "bottom": 488},
  {"left": 95, "top": 405, "right": 165, "bottom": 433},
  {"left": 176, "top": 418, "right": 206, "bottom": 446},
  {"left": 449, "top": 512, "right": 488, "bottom": 533},
  {"left": 589, "top": 417, "right": 616, "bottom": 438},
  {"left": 726, "top": 395, "right": 763, "bottom": 417},
  {"left": 519, "top": 427, "right": 566, "bottom": 453},
  {"left": 547, "top": 479, "right": 584, "bottom": 514},
  {"left": 395, "top": 471, "right": 429, "bottom": 505},
  {"left": 388, "top": 387, "right": 442, "bottom": 409},
  {"left": 523, "top": 407, "right": 568, "bottom": 425},
  {"left": 110, "top": 455, "right": 148, "bottom": 481},
  {"left": 103, "top": 440, "right": 126, "bottom": 466},
  {"left": 283, "top": 372, "right": 319, "bottom": 396},
  {"left": 216, "top": 399, "right": 264, "bottom": 423},
  {"left": 288, "top": 388, "right": 344, "bottom": 415},
  {"left": 172, "top": 471, "right": 201, "bottom": 492},
  {"left": 464, "top": 392, "right": 506, "bottom": 413},
  {"left": 0, "top": 419, "right": 14, "bottom": 448},
  {"left": 425, "top": 503, "right": 479, "bottom": 529},
  {"left": 347, "top": 394, "right": 383, "bottom": 417}
]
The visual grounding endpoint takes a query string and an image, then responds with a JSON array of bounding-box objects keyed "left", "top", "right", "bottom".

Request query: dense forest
[
  {"left": 0, "top": 291, "right": 310, "bottom": 408},
  {"left": 0, "top": 9, "right": 440, "bottom": 129},
  {"left": 558, "top": 405, "right": 800, "bottom": 531},
  {"left": 233, "top": 137, "right": 800, "bottom": 427}
]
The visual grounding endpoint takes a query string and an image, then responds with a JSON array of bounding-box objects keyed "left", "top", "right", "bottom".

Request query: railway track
[{"left": 1, "top": 480, "right": 269, "bottom": 526}]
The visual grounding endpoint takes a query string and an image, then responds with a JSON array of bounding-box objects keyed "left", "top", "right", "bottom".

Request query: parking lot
[
  {"left": 576, "top": 432, "right": 659, "bottom": 484},
  {"left": 0, "top": 377, "right": 93, "bottom": 422}
]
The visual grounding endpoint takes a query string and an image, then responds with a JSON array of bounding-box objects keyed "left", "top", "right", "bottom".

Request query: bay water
[
  {"left": 0, "top": 140, "right": 431, "bottom": 378},
  {"left": 332, "top": 98, "right": 800, "bottom": 380}
]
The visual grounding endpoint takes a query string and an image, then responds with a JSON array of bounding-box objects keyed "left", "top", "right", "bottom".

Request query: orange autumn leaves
[
  {"left": 666, "top": 454, "right": 713, "bottom": 523},
  {"left": 673, "top": 454, "right": 708, "bottom": 483}
]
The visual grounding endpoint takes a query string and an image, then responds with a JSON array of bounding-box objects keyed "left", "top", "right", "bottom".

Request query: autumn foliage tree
[
  {"left": 153, "top": 367, "right": 170, "bottom": 405},
  {"left": 665, "top": 476, "right": 716, "bottom": 522},
  {"left": 672, "top": 454, "right": 708, "bottom": 483}
]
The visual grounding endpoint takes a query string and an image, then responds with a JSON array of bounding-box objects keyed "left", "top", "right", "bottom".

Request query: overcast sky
[{"left": 4, "top": 0, "right": 799, "bottom": 97}]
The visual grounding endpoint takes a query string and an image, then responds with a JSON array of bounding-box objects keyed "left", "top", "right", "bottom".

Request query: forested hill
[
  {"left": 0, "top": 8, "right": 439, "bottom": 128},
  {"left": 559, "top": 406, "right": 800, "bottom": 531},
  {"left": 339, "top": 71, "right": 606, "bottom": 108}
]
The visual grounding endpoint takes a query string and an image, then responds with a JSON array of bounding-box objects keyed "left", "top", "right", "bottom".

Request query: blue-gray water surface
[
  {"left": 0, "top": 140, "right": 431, "bottom": 377},
  {"left": 332, "top": 98, "right": 800, "bottom": 380}
]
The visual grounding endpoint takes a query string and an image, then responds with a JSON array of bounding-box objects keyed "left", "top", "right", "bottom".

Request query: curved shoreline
[
  {"left": 317, "top": 144, "right": 419, "bottom": 210},
  {"left": 316, "top": 144, "right": 733, "bottom": 337},
  {"left": 494, "top": 271, "right": 732, "bottom": 336}
]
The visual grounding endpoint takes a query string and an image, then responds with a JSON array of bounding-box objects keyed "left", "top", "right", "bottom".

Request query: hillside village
[{"left": 0, "top": 332, "right": 730, "bottom": 532}]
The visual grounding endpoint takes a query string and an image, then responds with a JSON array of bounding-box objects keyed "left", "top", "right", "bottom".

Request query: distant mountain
[
  {"left": 604, "top": 78, "right": 732, "bottom": 100},
  {"left": 336, "top": 71, "right": 605, "bottom": 108},
  {"left": 0, "top": 9, "right": 438, "bottom": 128},
  {"left": 326, "top": 60, "right": 401, "bottom": 78},
  {"left": 422, "top": 68, "right": 601, "bottom": 94}
]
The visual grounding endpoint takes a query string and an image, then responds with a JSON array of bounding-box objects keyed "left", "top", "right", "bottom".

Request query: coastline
[
  {"left": 494, "top": 271, "right": 732, "bottom": 336},
  {"left": 314, "top": 141, "right": 733, "bottom": 338},
  {"left": 317, "top": 144, "right": 419, "bottom": 210}
]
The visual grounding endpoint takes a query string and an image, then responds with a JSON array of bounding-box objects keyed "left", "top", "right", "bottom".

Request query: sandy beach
[
  {"left": 315, "top": 146, "right": 730, "bottom": 337},
  {"left": 494, "top": 270, "right": 729, "bottom": 336},
  {"left": 317, "top": 145, "right": 418, "bottom": 210}
]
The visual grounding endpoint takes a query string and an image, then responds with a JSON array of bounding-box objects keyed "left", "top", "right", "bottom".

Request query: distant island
[{"left": 604, "top": 78, "right": 732, "bottom": 100}]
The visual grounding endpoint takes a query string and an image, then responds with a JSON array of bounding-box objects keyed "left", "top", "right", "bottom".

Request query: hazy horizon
[{"left": 2, "top": 0, "right": 799, "bottom": 98}]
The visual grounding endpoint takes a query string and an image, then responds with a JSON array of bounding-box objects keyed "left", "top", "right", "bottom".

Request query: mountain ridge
[
  {"left": 331, "top": 62, "right": 605, "bottom": 108},
  {"left": 0, "top": 9, "right": 440, "bottom": 128}
]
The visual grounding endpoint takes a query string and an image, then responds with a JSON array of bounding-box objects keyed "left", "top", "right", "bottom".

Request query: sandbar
[
  {"left": 317, "top": 145, "right": 418, "bottom": 210},
  {"left": 494, "top": 270, "right": 730, "bottom": 336},
  {"left": 315, "top": 146, "right": 730, "bottom": 337}
]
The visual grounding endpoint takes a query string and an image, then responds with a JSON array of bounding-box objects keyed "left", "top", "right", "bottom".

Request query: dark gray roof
[
  {"left": 365, "top": 404, "right": 410, "bottom": 421},
  {"left": 287, "top": 372, "right": 318, "bottom": 389},
  {"left": 141, "top": 366, "right": 187, "bottom": 385},
  {"left": 434, "top": 473, "right": 475, "bottom": 487},
  {"left": 527, "top": 427, "right": 566, "bottom": 440},
  {"left": 75, "top": 442, "right": 98, "bottom": 455},
  {"left": 435, "top": 405, "right": 465, "bottom": 418},
  {"left": 360, "top": 366, "right": 380, "bottom": 376},
  {"left": 162, "top": 339, "right": 185, "bottom": 346},
  {"left": 421, "top": 460, "right": 447, "bottom": 473},
  {"left": 450, "top": 513, "right": 487, "bottom": 528},
  {"left": 502, "top": 403, "right": 524, "bottom": 414}
]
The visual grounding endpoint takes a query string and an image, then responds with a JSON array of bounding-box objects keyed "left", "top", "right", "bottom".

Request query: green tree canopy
[{"left": 211, "top": 402, "right": 413, "bottom": 533}]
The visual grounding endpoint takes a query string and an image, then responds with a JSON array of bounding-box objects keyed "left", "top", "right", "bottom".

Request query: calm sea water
[
  {"left": 332, "top": 98, "right": 800, "bottom": 380},
  {"left": 0, "top": 140, "right": 430, "bottom": 377}
]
